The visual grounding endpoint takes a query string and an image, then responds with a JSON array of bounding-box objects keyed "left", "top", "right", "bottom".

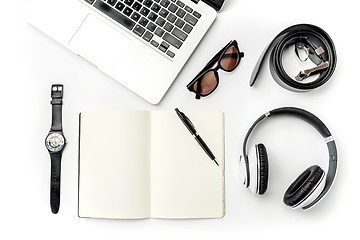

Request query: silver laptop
[{"left": 25, "top": 0, "right": 226, "bottom": 104}]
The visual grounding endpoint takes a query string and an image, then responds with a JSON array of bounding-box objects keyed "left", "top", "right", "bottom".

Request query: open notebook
[{"left": 78, "top": 109, "right": 225, "bottom": 219}]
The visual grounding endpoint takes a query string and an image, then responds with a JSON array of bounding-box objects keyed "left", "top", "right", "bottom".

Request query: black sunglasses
[{"left": 187, "top": 40, "right": 244, "bottom": 99}]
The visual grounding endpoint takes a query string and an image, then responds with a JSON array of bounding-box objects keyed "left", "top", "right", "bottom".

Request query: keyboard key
[
  {"left": 123, "top": 7, "right": 133, "bottom": 16},
  {"left": 175, "top": 19, "right": 185, "bottom": 28},
  {"left": 172, "top": 27, "right": 187, "bottom": 41},
  {"left": 176, "top": 0, "right": 185, "bottom": 8},
  {"left": 151, "top": 3, "right": 161, "bottom": 13},
  {"left": 115, "top": 2, "right": 125, "bottom": 11},
  {"left": 148, "top": 12, "right": 158, "bottom": 21},
  {"left": 161, "top": 41, "right": 170, "bottom": 49},
  {"left": 94, "top": 1, "right": 135, "bottom": 30},
  {"left": 140, "top": 7, "right": 150, "bottom": 16},
  {"left": 133, "top": 24, "right": 146, "bottom": 36},
  {"left": 155, "top": 27, "right": 165, "bottom": 37},
  {"left": 159, "top": 45, "right": 167, "bottom": 52},
  {"left": 184, "top": 6, "right": 193, "bottom": 13},
  {"left": 176, "top": 9, "right": 186, "bottom": 18},
  {"left": 166, "top": 50, "right": 175, "bottom": 58},
  {"left": 193, "top": 11, "right": 201, "bottom": 18},
  {"left": 164, "top": 22, "right": 174, "bottom": 32},
  {"left": 131, "top": 12, "right": 141, "bottom": 21},
  {"left": 167, "top": 13, "right": 177, "bottom": 23},
  {"left": 139, "top": 17, "right": 149, "bottom": 26},
  {"left": 143, "top": 31, "right": 154, "bottom": 41},
  {"left": 124, "top": 0, "right": 134, "bottom": 6},
  {"left": 184, "top": 13, "right": 197, "bottom": 26},
  {"left": 160, "top": 0, "right": 170, "bottom": 8},
  {"left": 183, "top": 23, "right": 192, "bottom": 34},
  {"left": 146, "top": 22, "right": 157, "bottom": 32},
  {"left": 132, "top": 2, "right": 142, "bottom": 11},
  {"left": 159, "top": 8, "right": 169, "bottom": 18},
  {"left": 155, "top": 17, "right": 166, "bottom": 27},
  {"left": 107, "top": 0, "right": 117, "bottom": 6},
  {"left": 144, "top": 0, "right": 153, "bottom": 7},
  {"left": 163, "top": 32, "right": 182, "bottom": 49},
  {"left": 168, "top": 3, "right": 178, "bottom": 13},
  {"left": 151, "top": 40, "right": 159, "bottom": 47},
  {"left": 154, "top": 0, "right": 160, "bottom": 2}
]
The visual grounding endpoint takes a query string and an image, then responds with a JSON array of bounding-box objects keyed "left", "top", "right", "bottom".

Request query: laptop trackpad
[{"left": 69, "top": 14, "right": 132, "bottom": 71}]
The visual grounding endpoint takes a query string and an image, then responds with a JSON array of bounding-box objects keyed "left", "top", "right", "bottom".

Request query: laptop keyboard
[{"left": 84, "top": 0, "right": 202, "bottom": 59}]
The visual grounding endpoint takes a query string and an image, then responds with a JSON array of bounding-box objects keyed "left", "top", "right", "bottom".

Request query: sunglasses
[{"left": 187, "top": 40, "right": 244, "bottom": 99}]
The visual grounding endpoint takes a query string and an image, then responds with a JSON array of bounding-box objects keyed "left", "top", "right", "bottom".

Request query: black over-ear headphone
[{"left": 240, "top": 107, "right": 338, "bottom": 210}]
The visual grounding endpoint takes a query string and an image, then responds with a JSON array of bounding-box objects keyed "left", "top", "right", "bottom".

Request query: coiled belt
[{"left": 250, "top": 24, "right": 337, "bottom": 91}]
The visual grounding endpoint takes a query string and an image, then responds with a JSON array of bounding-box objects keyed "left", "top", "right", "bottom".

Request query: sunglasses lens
[
  {"left": 220, "top": 45, "right": 240, "bottom": 71},
  {"left": 193, "top": 71, "right": 218, "bottom": 95}
]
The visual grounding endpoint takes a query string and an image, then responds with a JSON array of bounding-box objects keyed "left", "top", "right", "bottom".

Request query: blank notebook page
[
  {"left": 78, "top": 110, "right": 151, "bottom": 219},
  {"left": 150, "top": 111, "right": 225, "bottom": 218}
]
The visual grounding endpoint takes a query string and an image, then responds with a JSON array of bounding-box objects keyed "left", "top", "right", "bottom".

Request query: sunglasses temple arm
[
  {"left": 223, "top": 52, "right": 244, "bottom": 59},
  {"left": 195, "top": 76, "right": 202, "bottom": 99}
]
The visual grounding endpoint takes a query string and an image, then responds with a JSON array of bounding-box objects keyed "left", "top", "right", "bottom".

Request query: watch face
[{"left": 45, "top": 133, "right": 65, "bottom": 152}]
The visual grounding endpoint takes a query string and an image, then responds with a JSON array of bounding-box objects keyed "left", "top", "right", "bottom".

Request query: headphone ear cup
[
  {"left": 283, "top": 165, "right": 325, "bottom": 208},
  {"left": 257, "top": 143, "right": 269, "bottom": 195}
]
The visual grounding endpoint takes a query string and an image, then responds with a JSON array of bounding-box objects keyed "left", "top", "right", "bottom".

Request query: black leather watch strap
[
  {"left": 47, "top": 84, "right": 65, "bottom": 214},
  {"left": 50, "top": 152, "right": 62, "bottom": 214},
  {"left": 50, "top": 85, "right": 63, "bottom": 131}
]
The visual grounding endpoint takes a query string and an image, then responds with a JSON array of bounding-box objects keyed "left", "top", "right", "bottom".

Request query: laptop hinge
[{"left": 201, "top": 1, "right": 224, "bottom": 11}]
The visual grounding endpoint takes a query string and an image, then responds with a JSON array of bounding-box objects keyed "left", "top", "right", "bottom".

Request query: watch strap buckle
[
  {"left": 51, "top": 84, "right": 63, "bottom": 98},
  {"left": 51, "top": 84, "right": 63, "bottom": 105}
]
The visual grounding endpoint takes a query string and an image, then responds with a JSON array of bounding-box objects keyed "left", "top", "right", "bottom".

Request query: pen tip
[{"left": 214, "top": 159, "right": 219, "bottom": 166}]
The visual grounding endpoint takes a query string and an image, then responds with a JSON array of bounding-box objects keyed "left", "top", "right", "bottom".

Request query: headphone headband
[
  {"left": 241, "top": 107, "right": 337, "bottom": 210},
  {"left": 269, "top": 107, "right": 331, "bottom": 138}
]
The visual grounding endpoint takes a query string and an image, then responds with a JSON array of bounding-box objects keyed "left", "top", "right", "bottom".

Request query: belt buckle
[
  {"left": 295, "top": 61, "right": 330, "bottom": 81},
  {"left": 295, "top": 37, "right": 329, "bottom": 81}
]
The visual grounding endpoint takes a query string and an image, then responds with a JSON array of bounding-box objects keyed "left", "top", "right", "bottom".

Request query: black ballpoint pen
[{"left": 175, "top": 108, "right": 219, "bottom": 166}]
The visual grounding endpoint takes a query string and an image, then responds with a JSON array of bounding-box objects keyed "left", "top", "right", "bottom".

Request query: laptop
[{"left": 25, "top": 0, "right": 226, "bottom": 104}]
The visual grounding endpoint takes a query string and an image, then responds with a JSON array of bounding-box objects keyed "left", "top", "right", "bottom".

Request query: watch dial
[{"left": 46, "top": 133, "right": 65, "bottom": 152}]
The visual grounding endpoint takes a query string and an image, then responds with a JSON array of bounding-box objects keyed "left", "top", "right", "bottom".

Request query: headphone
[{"left": 240, "top": 107, "right": 338, "bottom": 210}]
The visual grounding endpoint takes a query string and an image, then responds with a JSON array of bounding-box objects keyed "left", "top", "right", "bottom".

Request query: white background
[{"left": 1, "top": 0, "right": 359, "bottom": 239}]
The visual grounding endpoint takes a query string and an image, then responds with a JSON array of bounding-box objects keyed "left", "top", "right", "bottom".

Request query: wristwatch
[{"left": 45, "top": 84, "right": 66, "bottom": 214}]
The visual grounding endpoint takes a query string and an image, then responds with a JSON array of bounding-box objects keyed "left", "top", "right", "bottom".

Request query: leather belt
[{"left": 250, "top": 24, "right": 337, "bottom": 91}]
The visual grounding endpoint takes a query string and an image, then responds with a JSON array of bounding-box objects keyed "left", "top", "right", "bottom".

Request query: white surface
[{"left": 0, "top": 0, "right": 358, "bottom": 238}]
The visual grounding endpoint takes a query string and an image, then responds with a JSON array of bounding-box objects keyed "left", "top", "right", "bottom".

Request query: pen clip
[
  {"left": 175, "top": 108, "right": 197, "bottom": 134},
  {"left": 183, "top": 114, "right": 196, "bottom": 131}
]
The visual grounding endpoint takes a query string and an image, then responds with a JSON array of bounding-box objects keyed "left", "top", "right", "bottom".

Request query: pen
[{"left": 175, "top": 108, "right": 219, "bottom": 166}]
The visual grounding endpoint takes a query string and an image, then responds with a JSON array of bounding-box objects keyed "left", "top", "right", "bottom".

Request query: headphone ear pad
[
  {"left": 257, "top": 143, "right": 269, "bottom": 195},
  {"left": 283, "top": 165, "right": 325, "bottom": 208}
]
